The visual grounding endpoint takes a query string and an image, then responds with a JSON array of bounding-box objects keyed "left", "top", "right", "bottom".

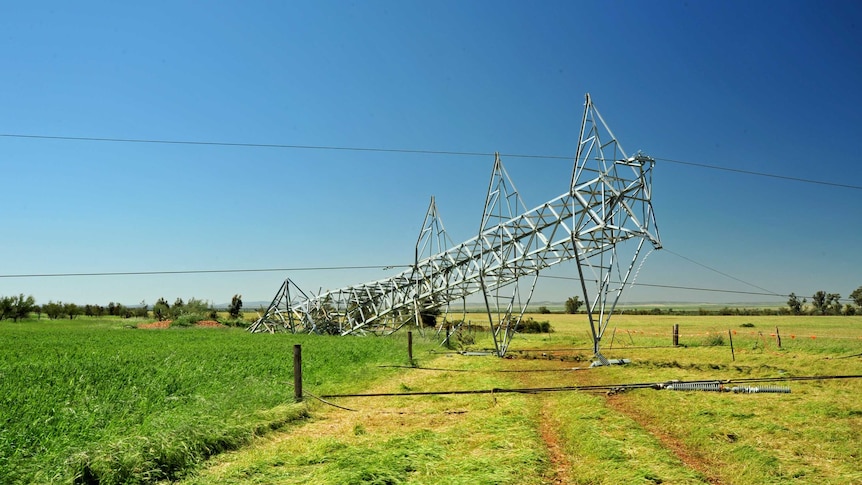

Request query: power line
[
  {"left": 653, "top": 157, "right": 862, "bottom": 190},
  {"left": 538, "top": 274, "right": 787, "bottom": 299},
  {"left": 662, "top": 248, "right": 777, "bottom": 295},
  {"left": 0, "top": 133, "right": 494, "bottom": 158},
  {"left": 318, "top": 375, "right": 862, "bottom": 399},
  {"left": 0, "top": 264, "right": 409, "bottom": 279},
  {"left": 0, "top": 264, "right": 815, "bottom": 301},
  {"left": 2, "top": 132, "right": 860, "bottom": 190}
]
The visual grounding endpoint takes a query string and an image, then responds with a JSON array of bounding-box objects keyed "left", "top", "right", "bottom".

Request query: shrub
[
  {"left": 740, "top": 322, "right": 755, "bottom": 328},
  {"left": 172, "top": 313, "right": 206, "bottom": 327},
  {"left": 703, "top": 333, "right": 725, "bottom": 346},
  {"left": 518, "top": 318, "right": 552, "bottom": 334}
]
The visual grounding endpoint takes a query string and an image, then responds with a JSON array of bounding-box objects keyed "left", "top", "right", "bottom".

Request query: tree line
[
  {"left": 785, "top": 287, "right": 862, "bottom": 316},
  {"left": 0, "top": 294, "right": 244, "bottom": 322},
  {"left": 533, "top": 287, "right": 862, "bottom": 317}
]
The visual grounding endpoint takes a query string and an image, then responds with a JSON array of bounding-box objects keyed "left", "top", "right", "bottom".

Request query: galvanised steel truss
[{"left": 249, "top": 94, "right": 661, "bottom": 358}]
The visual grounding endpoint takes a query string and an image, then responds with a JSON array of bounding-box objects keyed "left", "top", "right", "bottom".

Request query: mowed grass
[{"left": 0, "top": 317, "right": 425, "bottom": 484}]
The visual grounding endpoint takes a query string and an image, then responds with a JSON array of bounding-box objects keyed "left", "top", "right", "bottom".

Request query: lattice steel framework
[{"left": 249, "top": 94, "right": 661, "bottom": 358}]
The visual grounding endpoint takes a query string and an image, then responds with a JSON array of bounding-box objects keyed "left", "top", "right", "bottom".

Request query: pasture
[
  {"left": 2, "top": 313, "right": 860, "bottom": 484},
  {"left": 0, "top": 317, "right": 421, "bottom": 484}
]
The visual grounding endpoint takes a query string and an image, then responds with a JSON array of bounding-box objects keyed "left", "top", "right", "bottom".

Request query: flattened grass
[
  {"left": 514, "top": 314, "right": 862, "bottom": 484},
  {"left": 180, "top": 353, "right": 552, "bottom": 485}
]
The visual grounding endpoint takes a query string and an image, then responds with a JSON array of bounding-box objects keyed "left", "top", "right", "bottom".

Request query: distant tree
[
  {"left": 34, "top": 304, "right": 42, "bottom": 320},
  {"left": 851, "top": 286, "right": 862, "bottom": 308},
  {"left": 12, "top": 294, "right": 36, "bottom": 321},
  {"left": 537, "top": 306, "right": 551, "bottom": 314},
  {"left": 827, "top": 293, "right": 842, "bottom": 315},
  {"left": 64, "top": 303, "right": 80, "bottom": 320},
  {"left": 44, "top": 301, "right": 64, "bottom": 320},
  {"left": 185, "top": 298, "right": 208, "bottom": 313},
  {"left": 812, "top": 291, "right": 827, "bottom": 315},
  {"left": 107, "top": 302, "right": 122, "bottom": 317},
  {"left": 134, "top": 300, "right": 149, "bottom": 318},
  {"left": 170, "top": 298, "right": 186, "bottom": 319},
  {"left": 564, "top": 296, "right": 583, "bottom": 314},
  {"left": 0, "top": 296, "right": 12, "bottom": 321},
  {"left": 229, "top": 294, "right": 243, "bottom": 319},
  {"left": 787, "top": 293, "right": 804, "bottom": 315},
  {"left": 153, "top": 298, "right": 170, "bottom": 321}
]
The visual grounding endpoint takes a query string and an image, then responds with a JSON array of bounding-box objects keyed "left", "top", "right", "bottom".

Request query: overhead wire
[
  {"left": 2, "top": 132, "right": 858, "bottom": 302},
  {"left": 0, "top": 264, "right": 792, "bottom": 297},
  {"left": 537, "top": 274, "right": 788, "bottom": 299},
  {"left": 2, "top": 132, "right": 861, "bottom": 190},
  {"left": 653, "top": 156, "right": 862, "bottom": 190},
  {"left": 661, "top": 248, "right": 777, "bottom": 295},
  {"left": 0, "top": 264, "right": 408, "bottom": 279},
  {"left": 1, "top": 264, "right": 850, "bottom": 302}
]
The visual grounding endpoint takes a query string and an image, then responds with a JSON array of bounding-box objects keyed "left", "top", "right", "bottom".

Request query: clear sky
[{"left": 1, "top": 1, "right": 861, "bottom": 308}]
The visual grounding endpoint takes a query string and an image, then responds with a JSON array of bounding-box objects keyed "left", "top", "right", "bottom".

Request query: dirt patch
[
  {"left": 195, "top": 320, "right": 225, "bottom": 328},
  {"left": 138, "top": 320, "right": 172, "bottom": 329},
  {"left": 137, "top": 320, "right": 226, "bottom": 329}
]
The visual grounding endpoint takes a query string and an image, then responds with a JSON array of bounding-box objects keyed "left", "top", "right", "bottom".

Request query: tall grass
[{"left": 0, "top": 317, "right": 420, "bottom": 484}]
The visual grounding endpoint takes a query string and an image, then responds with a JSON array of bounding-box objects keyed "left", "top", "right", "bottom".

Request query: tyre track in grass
[
  {"left": 509, "top": 357, "right": 717, "bottom": 484},
  {"left": 507, "top": 361, "right": 575, "bottom": 484},
  {"left": 604, "top": 394, "right": 722, "bottom": 484},
  {"left": 538, "top": 397, "right": 573, "bottom": 484}
]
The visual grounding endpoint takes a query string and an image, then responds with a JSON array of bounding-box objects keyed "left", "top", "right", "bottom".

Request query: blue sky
[{"left": 1, "top": 1, "right": 861, "bottom": 307}]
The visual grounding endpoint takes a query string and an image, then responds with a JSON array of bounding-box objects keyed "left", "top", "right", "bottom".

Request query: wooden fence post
[
  {"left": 293, "top": 344, "right": 303, "bottom": 402},
  {"left": 775, "top": 327, "right": 782, "bottom": 348},
  {"left": 728, "top": 330, "right": 735, "bottom": 362},
  {"left": 673, "top": 324, "right": 679, "bottom": 347},
  {"left": 408, "top": 331, "right": 414, "bottom": 365}
]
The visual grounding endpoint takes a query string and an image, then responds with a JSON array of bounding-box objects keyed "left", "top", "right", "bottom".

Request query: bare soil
[{"left": 137, "top": 320, "right": 225, "bottom": 329}]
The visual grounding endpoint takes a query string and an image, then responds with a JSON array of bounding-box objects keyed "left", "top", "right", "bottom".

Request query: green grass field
[
  {"left": 2, "top": 313, "right": 860, "bottom": 484},
  {"left": 0, "top": 317, "right": 424, "bottom": 484}
]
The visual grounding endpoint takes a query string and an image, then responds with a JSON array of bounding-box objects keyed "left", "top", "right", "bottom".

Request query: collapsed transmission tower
[{"left": 249, "top": 94, "right": 662, "bottom": 359}]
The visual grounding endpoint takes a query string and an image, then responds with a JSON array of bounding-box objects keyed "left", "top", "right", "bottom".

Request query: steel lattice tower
[{"left": 249, "top": 94, "right": 661, "bottom": 359}]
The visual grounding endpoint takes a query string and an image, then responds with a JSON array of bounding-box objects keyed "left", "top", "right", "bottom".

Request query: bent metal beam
[{"left": 249, "top": 94, "right": 662, "bottom": 359}]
